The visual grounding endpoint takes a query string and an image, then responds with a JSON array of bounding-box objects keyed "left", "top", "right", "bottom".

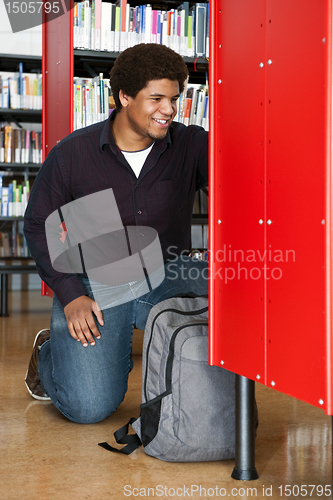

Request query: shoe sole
[
  {"left": 25, "top": 329, "right": 51, "bottom": 401},
  {"left": 24, "top": 380, "right": 51, "bottom": 401}
]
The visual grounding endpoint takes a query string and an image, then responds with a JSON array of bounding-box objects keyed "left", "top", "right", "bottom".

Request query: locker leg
[
  {"left": 231, "top": 375, "right": 259, "bottom": 480},
  {"left": 0, "top": 274, "right": 9, "bottom": 317}
]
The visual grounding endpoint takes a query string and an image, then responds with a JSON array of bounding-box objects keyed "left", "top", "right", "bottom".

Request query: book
[
  {"left": 120, "top": 0, "right": 127, "bottom": 51},
  {"left": 0, "top": 128, "right": 4, "bottom": 162},
  {"left": 201, "top": 95, "right": 209, "bottom": 131},
  {"left": 177, "top": 2, "right": 189, "bottom": 56},
  {"left": 110, "top": 3, "right": 116, "bottom": 52},
  {"left": 77, "top": 2, "right": 83, "bottom": 48},
  {"left": 73, "top": 0, "right": 209, "bottom": 58},
  {"left": 83, "top": 0, "right": 92, "bottom": 49},
  {"left": 195, "top": 88, "right": 206, "bottom": 126},
  {"left": 95, "top": 0, "right": 102, "bottom": 50},
  {"left": 14, "top": 129, "right": 20, "bottom": 163},
  {"left": 2, "top": 78, "right": 9, "bottom": 108},
  {"left": 188, "top": 87, "right": 198, "bottom": 125},
  {"left": 25, "top": 128, "right": 30, "bottom": 163},
  {"left": 4, "top": 125, "right": 13, "bottom": 163},
  {"left": 183, "top": 97, "right": 192, "bottom": 126},
  {"left": 195, "top": 3, "right": 207, "bottom": 57},
  {"left": 74, "top": 2, "right": 79, "bottom": 48},
  {"left": 115, "top": 5, "right": 121, "bottom": 51},
  {"left": 91, "top": 0, "right": 96, "bottom": 50}
]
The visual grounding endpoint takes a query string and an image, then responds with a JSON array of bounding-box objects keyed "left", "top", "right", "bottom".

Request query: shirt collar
[
  {"left": 99, "top": 111, "right": 117, "bottom": 153},
  {"left": 99, "top": 109, "right": 172, "bottom": 154}
]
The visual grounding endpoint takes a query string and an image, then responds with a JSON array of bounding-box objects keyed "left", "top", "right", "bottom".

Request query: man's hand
[{"left": 64, "top": 296, "right": 104, "bottom": 347}]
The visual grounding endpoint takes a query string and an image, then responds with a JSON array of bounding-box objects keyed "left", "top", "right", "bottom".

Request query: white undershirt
[{"left": 121, "top": 142, "right": 155, "bottom": 178}]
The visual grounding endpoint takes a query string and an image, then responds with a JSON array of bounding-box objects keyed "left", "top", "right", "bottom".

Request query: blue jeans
[{"left": 38, "top": 256, "right": 208, "bottom": 423}]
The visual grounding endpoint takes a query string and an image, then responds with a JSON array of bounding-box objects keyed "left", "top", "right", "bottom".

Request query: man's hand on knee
[{"left": 64, "top": 296, "right": 104, "bottom": 347}]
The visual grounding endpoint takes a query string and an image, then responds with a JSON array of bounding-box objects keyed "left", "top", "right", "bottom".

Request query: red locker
[{"left": 210, "top": 0, "right": 333, "bottom": 414}]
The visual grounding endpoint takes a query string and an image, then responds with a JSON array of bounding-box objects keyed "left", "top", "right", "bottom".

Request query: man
[{"left": 24, "top": 43, "right": 208, "bottom": 424}]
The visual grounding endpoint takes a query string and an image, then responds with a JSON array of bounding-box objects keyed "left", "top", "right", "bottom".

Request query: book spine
[
  {"left": 18, "top": 62, "right": 23, "bottom": 108},
  {"left": 110, "top": 4, "right": 116, "bottom": 52},
  {"left": 2, "top": 187, "right": 9, "bottom": 217},
  {"left": 0, "top": 129, "right": 4, "bottom": 162},
  {"left": 195, "top": 3, "right": 206, "bottom": 57},
  {"left": 115, "top": 6, "right": 121, "bottom": 52},
  {"left": 74, "top": 2, "right": 78, "bottom": 48},
  {"left": 95, "top": 0, "right": 101, "bottom": 50},
  {"left": 91, "top": 0, "right": 95, "bottom": 50}
]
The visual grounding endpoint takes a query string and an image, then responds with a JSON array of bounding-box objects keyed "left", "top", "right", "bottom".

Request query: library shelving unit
[
  {"left": 42, "top": 2, "right": 209, "bottom": 298},
  {"left": 0, "top": 54, "right": 41, "bottom": 316},
  {"left": 73, "top": 49, "right": 208, "bottom": 84},
  {"left": 42, "top": 9, "right": 209, "bottom": 152}
]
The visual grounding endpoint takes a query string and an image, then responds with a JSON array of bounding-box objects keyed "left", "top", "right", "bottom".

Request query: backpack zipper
[
  {"left": 165, "top": 321, "right": 209, "bottom": 392},
  {"left": 144, "top": 305, "right": 208, "bottom": 401}
]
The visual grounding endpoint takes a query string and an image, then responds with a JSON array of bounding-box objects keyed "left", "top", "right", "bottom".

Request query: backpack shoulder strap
[{"left": 98, "top": 418, "right": 142, "bottom": 455}]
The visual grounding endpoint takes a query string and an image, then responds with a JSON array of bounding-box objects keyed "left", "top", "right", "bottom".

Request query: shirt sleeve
[
  {"left": 23, "top": 144, "right": 87, "bottom": 308},
  {"left": 188, "top": 126, "right": 209, "bottom": 190}
]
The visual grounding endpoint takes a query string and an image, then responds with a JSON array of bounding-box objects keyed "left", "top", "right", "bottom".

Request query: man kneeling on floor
[{"left": 24, "top": 43, "right": 208, "bottom": 424}]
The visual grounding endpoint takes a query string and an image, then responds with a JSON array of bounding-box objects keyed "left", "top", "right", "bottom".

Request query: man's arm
[{"left": 24, "top": 145, "right": 104, "bottom": 346}]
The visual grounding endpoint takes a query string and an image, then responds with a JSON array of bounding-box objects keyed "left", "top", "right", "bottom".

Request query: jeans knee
[
  {"left": 69, "top": 406, "right": 114, "bottom": 424},
  {"left": 56, "top": 391, "right": 125, "bottom": 424}
]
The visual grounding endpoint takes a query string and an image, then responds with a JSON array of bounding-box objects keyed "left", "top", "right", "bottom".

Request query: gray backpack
[{"left": 99, "top": 296, "right": 236, "bottom": 462}]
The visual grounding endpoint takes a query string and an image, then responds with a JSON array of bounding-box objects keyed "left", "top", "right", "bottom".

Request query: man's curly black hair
[{"left": 110, "top": 44, "right": 189, "bottom": 111}]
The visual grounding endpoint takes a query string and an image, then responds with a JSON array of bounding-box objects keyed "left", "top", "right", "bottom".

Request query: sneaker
[{"left": 25, "top": 329, "right": 51, "bottom": 401}]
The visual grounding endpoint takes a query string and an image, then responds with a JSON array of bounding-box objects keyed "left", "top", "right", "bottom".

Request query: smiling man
[{"left": 23, "top": 43, "right": 209, "bottom": 424}]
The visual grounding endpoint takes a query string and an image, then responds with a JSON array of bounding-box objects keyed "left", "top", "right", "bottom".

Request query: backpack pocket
[
  {"left": 140, "top": 391, "right": 175, "bottom": 459},
  {"left": 174, "top": 335, "right": 236, "bottom": 454},
  {"left": 140, "top": 393, "right": 164, "bottom": 447}
]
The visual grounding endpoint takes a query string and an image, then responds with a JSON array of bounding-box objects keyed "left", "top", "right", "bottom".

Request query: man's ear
[{"left": 119, "top": 90, "right": 129, "bottom": 108}]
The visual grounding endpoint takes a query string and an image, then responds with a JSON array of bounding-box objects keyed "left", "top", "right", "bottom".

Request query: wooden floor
[{"left": 0, "top": 291, "right": 332, "bottom": 499}]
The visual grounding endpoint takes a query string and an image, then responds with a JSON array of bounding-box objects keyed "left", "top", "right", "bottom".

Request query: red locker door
[
  {"left": 209, "top": 0, "right": 266, "bottom": 380},
  {"left": 209, "top": 0, "right": 333, "bottom": 414},
  {"left": 265, "top": 1, "right": 327, "bottom": 408}
]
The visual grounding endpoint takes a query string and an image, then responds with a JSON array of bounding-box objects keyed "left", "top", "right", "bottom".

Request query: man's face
[{"left": 121, "top": 79, "right": 180, "bottom": 141}]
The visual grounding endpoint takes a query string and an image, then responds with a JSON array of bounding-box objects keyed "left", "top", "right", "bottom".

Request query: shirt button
[{"left": 138, "top": 210, "right": 142, "bottom": 214}]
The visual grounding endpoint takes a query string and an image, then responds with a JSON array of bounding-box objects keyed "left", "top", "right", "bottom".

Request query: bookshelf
[
  {"left": 73, "top": 49, "right": 208, "bottom": 84},
  {"left": 0, "top": 108, "right": 42, "bottom": 122},
  {"left": 41, "top": 1, "right": 209, "bottom": 299},
  {"left": 0, "top": 54, "right": 42, "bottom": 315}
]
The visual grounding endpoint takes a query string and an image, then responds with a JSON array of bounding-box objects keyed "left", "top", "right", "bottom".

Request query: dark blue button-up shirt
[{"left": 24, "top": 112, "right": 208, "bottom": 307}]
